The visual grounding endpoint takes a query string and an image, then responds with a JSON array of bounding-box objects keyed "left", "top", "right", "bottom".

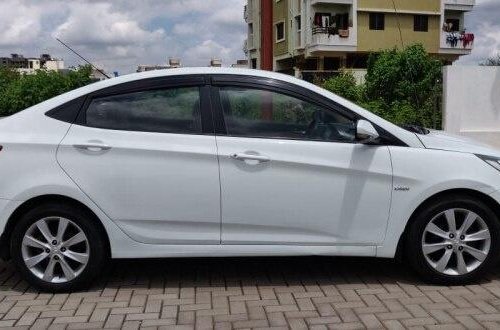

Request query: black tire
[
  {"left": 10, "top": 203, "right": 107, "bottom": 292},
  {"left": 406, "top": 194, "right": 500, "bottom": 285}
]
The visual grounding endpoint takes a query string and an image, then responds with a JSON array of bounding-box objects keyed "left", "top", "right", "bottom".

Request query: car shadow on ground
[
  {"left": 2, "top": 256, "right": 500, "bottom": 293},
  {"left": 92, "top": 257, "right": 500, "bottom": 291}
]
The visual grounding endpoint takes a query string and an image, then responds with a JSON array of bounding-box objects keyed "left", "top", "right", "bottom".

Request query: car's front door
[
  {"left": 57, "top": 77, "right": 221, "bottom": 245},
  {"left": 212, "top": 76, "right": 394, "bottom": 246}
]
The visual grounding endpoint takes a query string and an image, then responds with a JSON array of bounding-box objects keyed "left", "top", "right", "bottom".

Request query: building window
[
  {"left": 295, "top": 15, "right": 301, "bottom": 32},
  {"left": 414, "top": 15, "right": 429, "bottom": 32},
  {"left": 369, "top": 13, "right": 385, "bottom": 30},
  {"left": 275, "top": 22, "right": 285, "bottom": 42}
]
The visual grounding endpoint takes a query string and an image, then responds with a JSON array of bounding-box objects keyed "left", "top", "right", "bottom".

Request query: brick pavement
[{"left": 2, "top": 256, "right": 500, "bottom": 329}]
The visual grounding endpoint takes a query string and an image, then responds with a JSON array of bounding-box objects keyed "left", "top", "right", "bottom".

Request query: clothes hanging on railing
[
  {"left": 462, "top": 33, "right": 474, "bottom": 48},
  {"left": 446, "top": 32, "right": 460, "bottom": 48},
  {"left": 313, "top": 12, "right": 349, "bottom": 37},
  {"left": 446, "top": 32, "right": 474, "bottom": 48}
]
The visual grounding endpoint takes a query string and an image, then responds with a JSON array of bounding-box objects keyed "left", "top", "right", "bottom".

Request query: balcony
[
  {"left": 444, "top": 0, "right": 475, "bottom": 11},
  {"left": 295, "top": 30, "right": 302, "bottom": 49},
  {"left": 440, "top": 31, "right": 474, "bottom": 54},
  {"left": 244, "top": 5, "right": 252, "bottom": 22},
  {"left": 306, "top": 26, "right": 356, "bottom": 55},
  {"left": 247, "top": 35, "right": 255, "bottom": 50},
  {"left": 311, "top": 0, "right": 353, "bottom": 5}
]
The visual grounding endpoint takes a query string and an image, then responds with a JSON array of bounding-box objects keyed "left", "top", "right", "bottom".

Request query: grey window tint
[
  {"left": 86, "top": 87, "right": 202, "bottom": 133},
  {"left": 220, "top": 87, "right": 356, "bottom": 142}
]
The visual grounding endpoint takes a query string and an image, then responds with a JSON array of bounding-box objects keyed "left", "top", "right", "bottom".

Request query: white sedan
[{"left": 1, "top": 68, "right": 500, "bottom": 291}]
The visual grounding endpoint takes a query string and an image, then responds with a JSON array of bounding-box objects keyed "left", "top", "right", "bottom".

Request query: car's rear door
[
  {"left": 57, "top": 76, "right": 221, "bottom": 245},
  {"left": 211, "top": 75, "right": 394, "bottom": 247}
]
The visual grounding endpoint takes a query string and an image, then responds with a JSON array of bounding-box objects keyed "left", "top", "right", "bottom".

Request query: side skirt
[{"left": 110, "top": 243, "right": 376, "bottom": 259}]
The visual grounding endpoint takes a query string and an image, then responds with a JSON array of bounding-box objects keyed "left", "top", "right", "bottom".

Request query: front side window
[
  {"left": 219, "top": 87, "right": 356, "bottom": 143},
  {"left": 85, "top": 87, "right": 202, "bottom": 134}
]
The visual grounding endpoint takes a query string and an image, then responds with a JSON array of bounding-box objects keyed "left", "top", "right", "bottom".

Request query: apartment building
[
  {"left": 136, "top": 58, "right": 182, "bottom": 72},
  {"left": 0, "top": 54, "right": 64, "bottom": 75},
  {"left": 245, "top": 0, "right": 475, "bottom": 79}
]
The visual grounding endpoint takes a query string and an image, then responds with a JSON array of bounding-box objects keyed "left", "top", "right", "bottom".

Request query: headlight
[{"left": 476, "top": 154, "right": 500, "bottom": 172}]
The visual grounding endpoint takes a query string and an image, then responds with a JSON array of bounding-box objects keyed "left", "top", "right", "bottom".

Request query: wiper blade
[{"left": 400, "top": 124, "right": 430, "bottom": 135}]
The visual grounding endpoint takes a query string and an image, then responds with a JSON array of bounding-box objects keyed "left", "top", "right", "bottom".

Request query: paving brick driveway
[{"left": 2, "top": 256, "right": 500, "bottom": 329}]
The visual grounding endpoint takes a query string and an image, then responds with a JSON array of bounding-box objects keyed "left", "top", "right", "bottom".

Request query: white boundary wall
[{"left": 443, "top": 66, "right": 500, "bottom": 148}]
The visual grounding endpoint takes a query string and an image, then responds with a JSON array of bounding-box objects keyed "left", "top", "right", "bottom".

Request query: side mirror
[{"left": 356, "top": 120, "right": 380, "bottom": 144}]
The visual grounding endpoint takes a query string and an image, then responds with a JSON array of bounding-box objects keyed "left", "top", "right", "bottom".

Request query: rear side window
[
  {"left": 45, "top": 96, "right": 86, "bottom": 123},
  {"left": 85, "top": 87, "right": 202, "bottom": 134}
]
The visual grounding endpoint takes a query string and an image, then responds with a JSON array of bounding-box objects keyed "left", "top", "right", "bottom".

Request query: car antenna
[{"left": 55, "top": 37, "right": 111, "bottom": 79}]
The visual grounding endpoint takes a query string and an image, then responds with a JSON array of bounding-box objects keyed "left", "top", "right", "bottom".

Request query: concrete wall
[
  {"left": 273, "top": 0, "right": 289, "bottom": 56},
  {"left": 357, "top": 12, "right": 440, "bottom": 53},
  {"left": 358, "top": 0, "right": 441, "bottom": 13},
  {"left": 443, "top": 66, "right": 500, "bottom": 148}
]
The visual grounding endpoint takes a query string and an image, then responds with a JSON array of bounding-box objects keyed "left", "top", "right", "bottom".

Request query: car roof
[{"left": 87, "top": 67, "right": 312, "bottom": 94}]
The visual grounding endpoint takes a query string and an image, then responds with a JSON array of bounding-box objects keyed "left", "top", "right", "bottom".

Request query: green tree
[
  {"left": 321, "top": 44, "right": 443, "bottom": 128},
  {"left": 0, "top": 66, "right": 20, "bottom": 94},
  {"left": 481, "top": 53, "right": 500, "bottom": 66},
  {"left": 0, "top": 65, "right": 93, "bottom": 116},
  {"left": 364, "top": 44, "right": 442, "bottom": 128},
  {"left": 322, "top": 72, "right": 361, "bottom": 103}
]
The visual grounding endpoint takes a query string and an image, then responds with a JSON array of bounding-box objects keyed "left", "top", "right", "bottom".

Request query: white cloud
[
  {"left": 0, "top": 0, "right": 247, "bottom": 73},
  {"left": 0, "top": 1, "right": 42, "bottom": 46},
  {"left": 52, "top": 3, "right": 165, "bottom": 47},
  {"left": 184, "top": 40, "right": 232, "bottom": 66},
  {"left": 209, "top": 6, "right": 246, "bottom": 25},
  {"left": 172, "top": 23, "right": 198, "bottom": 36}
]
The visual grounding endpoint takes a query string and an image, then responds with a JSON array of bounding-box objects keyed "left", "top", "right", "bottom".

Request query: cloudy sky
[{"left": 0, "top": 0, "right": 498, "bottom": 74}]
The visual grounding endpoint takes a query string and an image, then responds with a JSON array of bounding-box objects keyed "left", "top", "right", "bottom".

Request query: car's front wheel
[
  {"left": 407, "top": 195, "right": 500, "bottom": 285},
  {"left": 10, "top": 203, "right": 107, "bottom": 292}
]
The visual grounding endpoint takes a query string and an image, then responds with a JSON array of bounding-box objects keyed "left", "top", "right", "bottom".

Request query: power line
[{"left": 391, "top": 0, "right": 404, "bottom": 48}]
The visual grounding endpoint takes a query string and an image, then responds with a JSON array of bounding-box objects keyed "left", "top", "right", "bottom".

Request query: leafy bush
[
  {"left": 322, "top": 72, "right": 360, "bottom": 103},
  {"left": 0, "top": 65, "right": 93, "bottom": 116},
  {"left": 321, "top": 44, "right": 443, "bottom": 129}
]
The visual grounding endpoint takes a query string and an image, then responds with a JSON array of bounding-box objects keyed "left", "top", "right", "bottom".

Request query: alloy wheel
[
  {"left": 21, "top": 217, "right": 90, "bottom": 283},
  {"left": 421, "top": 208, "right": 491, "bottom": 276}
]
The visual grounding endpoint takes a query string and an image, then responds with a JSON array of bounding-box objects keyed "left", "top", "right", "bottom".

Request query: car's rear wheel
[
  {"left": 407, "top": 195, "right": 500, "bottom": 285},
  {"left": 10, "top": 203, "right": 106, "bottom": 292}
]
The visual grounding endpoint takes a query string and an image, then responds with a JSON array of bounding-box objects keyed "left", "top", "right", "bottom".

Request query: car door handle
[
  {"left": 73, "top": 143, "right": 112, "bottom": 152},
  {"left": 230, "top": 153, "right": 270, "bottom": 163}
]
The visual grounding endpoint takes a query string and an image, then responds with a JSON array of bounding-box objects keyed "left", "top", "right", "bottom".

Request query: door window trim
[
  {"left": 209, "top": 74, "right": 407, "bottom": 146},
  {"left": 73, "top": 75, "right": 215, "bottom": 136}
]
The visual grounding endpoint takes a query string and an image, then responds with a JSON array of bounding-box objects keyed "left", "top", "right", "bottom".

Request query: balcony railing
[
  {"left": 295, "top": 31, "right": 302, "bottom": 49},
  {"left": 311, "top": 0, "right": 354, "bottom": 5},
  {"left": 310, "top": 26, "right": 354, "bottom": 47},
  {"left": 247, "top": 35, "right": 255, "bottom": 50},
  {"left": 244, "top": 5, "right": 252, "bottom": 22},
  {"left": 441, "top": 31, "right": 474, "bottom": 51}
]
